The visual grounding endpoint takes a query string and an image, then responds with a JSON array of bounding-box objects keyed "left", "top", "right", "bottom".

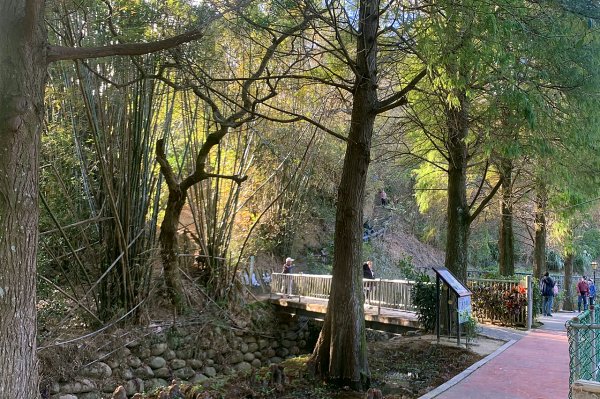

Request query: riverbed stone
[
  {"left": 243, "top": 352, "right": 255, "bottom": 362},
  {"left": 173, "top": 366, "right": 195, "bottom": 380},
  {"left": 176, "top": 349, "right": 194, "bottom": 360},
  {"left": 190, "top": 373, "right": 209, "bottom": 384},
  {"left": 203, "top": 366, "right": 217, "bottom": 378},
  {"left": 236, "top": 362, "right": 252, "bottom": 373},
  {"left": 133, "top": 365, "right": 154, "bottom": 379},
  {"left": 170, "top": 359, "right": 186, "bottom": 370},
  {"left": 80, "top": 362, "right": 112, "bottom": 379},
  {"left": 151, "top": 343, "right": 168, "bottom": 356},
  {"left": 124, "top": 378, "right": 143, "bottom": 396},
  {"left": 187, "top": 359, "right": 203, "bottom": 370},
  {"left": 276, "top": 348, "right": 289, "bottom": 358},
  {"left": 163, "top": 349, "right": 176, "bottom": 361},
  {"left": 228, "top": 350, "right": 243, "bottom": 364},
  {"left": 127, "top": 356, "right": 142, "bottom": 368},
  {"left": 153, "top": 367, "right": 171, "bottom": 379},
  {"left": 145, "top": 378, "right": 168, "bottom": 392},
  {"left": 148, "top": 356, "right": 166, "bottom": 369},
  {"left": 120, "top": 368, "right": 134, "bottom": 380}
]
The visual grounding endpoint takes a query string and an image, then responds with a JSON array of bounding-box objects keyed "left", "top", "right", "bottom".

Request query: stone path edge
[{"left": 417, "top": 338, "right": 519, "bottom": 399}]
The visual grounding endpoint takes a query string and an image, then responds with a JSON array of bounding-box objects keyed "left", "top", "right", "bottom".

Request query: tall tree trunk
[
  {"left": 308, "top": 0, "right": 378, "bottom": 389},
  {"left": 498, "top": 158, "right": 514, "bottom": 276},
  {"left": 158, "top": 187, "right": 187, "bottom": 312},
  {"left": 0, "top": 1, "right": 46, "bottom": 397},
  {"left": 533, "top": 185, "right": 547, "bottom": 279},
  {"left": 444, "top": 92, "right": 470, "bottom": 283},
  {"left": 563, "top": 253, "right": 575, "bottom": 311}
]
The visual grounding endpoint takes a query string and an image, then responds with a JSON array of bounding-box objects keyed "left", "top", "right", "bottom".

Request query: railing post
[
  {"left": 574, "top": 328, "right": 581, "bottom": 381},
  {"left": 378, "top": 278, "right": 382, "bottom": 316},
  {"left": 526, "top": 275, "right": 532, "bottom": 331}
]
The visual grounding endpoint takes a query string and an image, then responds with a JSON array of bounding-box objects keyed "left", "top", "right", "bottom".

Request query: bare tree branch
[{"left": 47, "top": 29, "right": 207, "bottom": 63}]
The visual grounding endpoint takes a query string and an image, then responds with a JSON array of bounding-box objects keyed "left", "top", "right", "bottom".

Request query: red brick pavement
[{"left": 431, "top": 329, "right": 570, "bottom": 399}]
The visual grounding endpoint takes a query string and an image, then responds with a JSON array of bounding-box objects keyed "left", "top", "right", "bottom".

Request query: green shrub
[{"left": 411, "top": 274, "right": 437, "bottom": 332}]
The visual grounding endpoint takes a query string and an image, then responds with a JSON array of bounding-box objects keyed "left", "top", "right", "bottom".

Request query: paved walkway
[{"left": 421, "top": 311, "right": 574, "bottom": 399}]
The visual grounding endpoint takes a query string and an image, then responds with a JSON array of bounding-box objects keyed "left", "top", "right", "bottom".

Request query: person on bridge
[
  {"left": 363, "top": 260, "right": 375, "bottom": 280},
  {"left": 540, "top": 272, "right": 555, "bottom": 317},
  {"left": 282, "top": 257, "right": 294, "bottom": 274},
  {"left": 281, "top": 257, "right": 294, "bottom": 297},
  {"left": 363, "top": 261, "right": 375, "bottom": 305},
  {"left": 577, "top": 276, "right": 590, "bottom": 312}
]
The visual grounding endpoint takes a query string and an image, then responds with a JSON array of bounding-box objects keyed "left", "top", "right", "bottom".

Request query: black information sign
[
  {"left": 433, "top": 267, "right": 471, "bottom": 297},
  {"left": 432, "top": 267, "right": 473, "bottom": 346}
]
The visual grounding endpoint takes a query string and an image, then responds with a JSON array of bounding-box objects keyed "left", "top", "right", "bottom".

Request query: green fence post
[{"left": 526, "top": 275, "right": 532, "bottom": 330}]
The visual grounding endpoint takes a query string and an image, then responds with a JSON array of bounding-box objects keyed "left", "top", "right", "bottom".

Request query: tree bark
[
  {"left": 308, "top": 0, "right": 379, "bottom": 389},
  {"left": 564, "top": 253, "right": 575, "bottom": 311},
  {"left": 498, "top": 158, "right": 514, "bottom": 276},
  {"left": 533, "top": 185, "right": 547, "bottom": 279},
  {"left": 444, "top": 91, "right": 470, "bottom": 283},
  {"left": 0, "top": 1, "right": 46, "bottom": 397}
]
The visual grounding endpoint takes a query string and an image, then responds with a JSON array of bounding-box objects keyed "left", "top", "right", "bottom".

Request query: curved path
[{"left": 421, "top": 312, "right": 573, "bottom": 399}]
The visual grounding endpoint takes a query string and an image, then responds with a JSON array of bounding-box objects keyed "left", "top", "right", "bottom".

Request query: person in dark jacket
[
  {"left": 363, "top": 261, "right": 375, "bottom": 304},
  {"left": 541, "top": 272, "right": 555, "bottom": 317},
  {"left": 363, "top": 260, "right": 375, "bottom": 279}
]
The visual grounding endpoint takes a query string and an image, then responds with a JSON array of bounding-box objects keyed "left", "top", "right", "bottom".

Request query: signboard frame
[{"left": 432, "top": 267, "right": 473, "bottom": 346}]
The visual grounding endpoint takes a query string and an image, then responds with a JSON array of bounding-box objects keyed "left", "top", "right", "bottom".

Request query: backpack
[
  {"left": 541, "top": 277, "right": 554, "bottom": 296},
  {"left": 590, "top": 282, "right": 596, "bottom": 297}
]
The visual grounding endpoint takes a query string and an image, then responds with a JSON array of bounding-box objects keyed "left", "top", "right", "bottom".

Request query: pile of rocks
[{"left": 46, "top": 317, "right": 314, "bottom": 399}]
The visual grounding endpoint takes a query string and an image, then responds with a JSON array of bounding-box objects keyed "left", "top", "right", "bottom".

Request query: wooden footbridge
[{"left": 267, "top": 273, "right": 421, "bottom": 333}]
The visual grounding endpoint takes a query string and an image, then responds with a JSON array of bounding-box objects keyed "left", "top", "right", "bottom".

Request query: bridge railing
[{"left": 270, "top": 273, "right": 415, "bottom": 312}]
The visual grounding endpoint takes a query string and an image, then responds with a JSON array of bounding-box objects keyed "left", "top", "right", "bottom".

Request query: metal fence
[
  {"left": 567, "top": 309, "right": 600, "bottom": 398},
  {"left": 270, "top": 273, "right": 415, "bottom": 313}
]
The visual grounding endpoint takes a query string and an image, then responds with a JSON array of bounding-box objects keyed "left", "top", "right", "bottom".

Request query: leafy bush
[
  {"left": 462, "top": 314, "right": 481, "bottom": 348},
  {"left": 470, "top": 282, "right": 528, "bottom": 325},
  {"left": 411, "top": 274, "right": 437, "bottom": 332}
]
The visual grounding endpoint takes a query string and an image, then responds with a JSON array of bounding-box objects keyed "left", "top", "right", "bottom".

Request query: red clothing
[{"left": 578, "top": 280, "right": 589, "bottom": 295}]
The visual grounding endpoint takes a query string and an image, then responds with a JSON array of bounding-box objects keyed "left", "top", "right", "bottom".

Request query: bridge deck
[{"left": 268, "top": 295, "right": 420, "bottom": 333}]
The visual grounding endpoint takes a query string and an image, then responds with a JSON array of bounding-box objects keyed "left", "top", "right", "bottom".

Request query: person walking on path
[
  {"left": 578, "top": 276, "right": 590, "bottom": 312},
  {"left": 589, "top": 277, "right": 596, "bottom": 307},
  {"left": 541, "top": 272, "right": 555, "bottom": 316}
]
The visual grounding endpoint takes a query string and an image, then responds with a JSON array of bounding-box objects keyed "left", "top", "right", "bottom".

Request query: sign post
[{"left": 433, "top": 267, "right": 472, "bottom": 346}]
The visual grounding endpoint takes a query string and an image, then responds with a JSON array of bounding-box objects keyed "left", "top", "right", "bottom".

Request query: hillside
[{"left": 255, "top": 203, "right": 445, "bottom": 279}]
